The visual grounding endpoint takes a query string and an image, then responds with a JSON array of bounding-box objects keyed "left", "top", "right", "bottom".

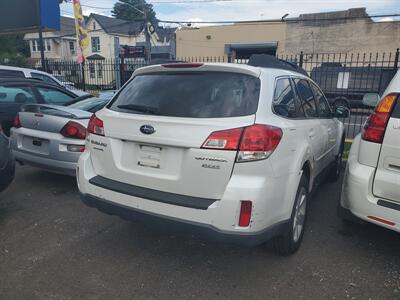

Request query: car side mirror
[
  {"left": 362, "top": 93, "right": 380, "bottom": 108},
  {"left": 334, "top": 106, "right": 350, "bottom": 118}
]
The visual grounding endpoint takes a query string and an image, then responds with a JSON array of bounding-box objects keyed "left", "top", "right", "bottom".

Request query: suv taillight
[
  {"left": 60, "top": 121, "right": 87, "bottom": 139},
  {"left": 87, "top": 114, "right": 104, "bottom": 136},
  {"left": 362, "top": 93, "right": 398, "bottom": 144},
  {"left": 14, "top": 113, "right": 21, "bottom": 128},
  {"left": 202, "top": 124, "right": 283, "bottom": 162}
]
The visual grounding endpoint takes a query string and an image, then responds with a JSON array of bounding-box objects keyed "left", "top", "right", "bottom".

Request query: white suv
[
  {"left": 340, "top": 70, "right": 400, "bottom": 232},
  {"left": 78, "top": 59, "right": 346, "bottom": 255}
]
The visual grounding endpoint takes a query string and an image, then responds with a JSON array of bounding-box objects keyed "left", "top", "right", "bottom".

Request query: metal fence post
[
  {"left": 394, "top": 48, "right": 399, "bottom": 69},
  {"left": 119, "top": 56, "right": 125, "bottom": 87},
  {"left": 81, "top": 61, "right": 86, "bottom": 91},
  {"left": 299, "top": 51, "right": 304, "bottom": 68}
]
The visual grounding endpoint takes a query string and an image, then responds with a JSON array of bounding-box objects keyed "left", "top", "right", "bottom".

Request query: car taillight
[
  {"left": 201, "top": 127, "right": 243, "bottom": 150},
  {"left": 87, "top": 114, "right": 104, "bottom": 136},
  {"left": 362, "top": 93, "right": 398, "bottom": 143},
  {"left": 201, "top": 124, "right": 283, "bottom": 162},
  {"left": 14, "top": 114, "right": 21, "bottom": 128},
  {"left": 238, "top": 124, "right": 282, "bottom": 162},
  {"left": 239, "top": 201, "right": 252, "bottom": 227},
  {"left": 60, "top": 121, "right": 87, "bottom": 139}
]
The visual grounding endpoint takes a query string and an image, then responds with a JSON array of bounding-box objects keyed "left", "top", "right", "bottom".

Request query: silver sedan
[{"left": 10, "top": 93, "right": 112, "bottom": 176}]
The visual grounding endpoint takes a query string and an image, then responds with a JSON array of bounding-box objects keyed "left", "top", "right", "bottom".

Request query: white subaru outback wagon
[{"left": 78, "top": 57, "right": 346, "bottom": 255}]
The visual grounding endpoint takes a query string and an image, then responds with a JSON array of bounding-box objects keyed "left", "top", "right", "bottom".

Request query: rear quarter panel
[{"left": 254, "top": 71, "right": 313, "bottom": 217}]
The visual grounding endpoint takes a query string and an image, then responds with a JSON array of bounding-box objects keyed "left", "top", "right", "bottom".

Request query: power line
[
  {"left": 80, "top": 0, "right": 232, "bottom": 8},
  {"left": 158, "top": 13, "right": 400, "bottom": 24}
]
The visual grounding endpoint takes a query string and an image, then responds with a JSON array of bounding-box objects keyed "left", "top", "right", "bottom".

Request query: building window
[
  {"left": 89, "top": 62, "right": 95, "bottom": 79},
  {"left": 97, "top": 62, "right": 103, "bottom": 78},
  {"left": 91, "top": 37, "right": 100, "bottom": 52},
  {"left": 31, "top": 39, "right": 51, "bottom": 52},
  {"left": 69, "top": 41, "right": 76, "bottom": 55},
  {"left": 93, "top": 22, "right": 96, "bottom": 30},
  {"left": 45, "top": 39, "right": 51, "bottom": 52},
  {"left": 31, "top": 40, "right": 39, "bottom": 52}
]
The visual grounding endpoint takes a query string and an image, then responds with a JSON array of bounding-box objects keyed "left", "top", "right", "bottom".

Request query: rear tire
[{"left": 273, "top": 175, "right": 309, "bottom": 256}]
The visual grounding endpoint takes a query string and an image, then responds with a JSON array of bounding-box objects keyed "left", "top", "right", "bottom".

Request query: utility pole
[
  {"left": 118, "top": 1, "right": 151, "bottom": 62},
  {"left": 36, "top": 0, "right": 46, "bottom": 71},
  {"left": 38, "top": 27, "right": 46, "bottom": 71},
  {"left": 143, "top": 3, "right": 151, "bottom": 62}
]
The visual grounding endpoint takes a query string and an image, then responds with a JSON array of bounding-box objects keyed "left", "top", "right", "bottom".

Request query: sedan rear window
[{"left": 108, "top": 72, "right": 260, "bottom": 118}]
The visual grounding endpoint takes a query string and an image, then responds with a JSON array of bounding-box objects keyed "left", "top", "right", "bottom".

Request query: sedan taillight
[
  {"left": 60, "top": 121, "right": 87, "bottom": 139},
  {"left": 202, "top": 124, "right": 283, "bottom": 162},
  {"left": 362, "top": 93, "right": 398, "bottom": 144},
  {"left": 14, "top": 114, "right": 21, "bottom": 128}
]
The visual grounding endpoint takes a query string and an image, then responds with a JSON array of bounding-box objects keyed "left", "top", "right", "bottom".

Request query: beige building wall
[
  {"left": 285, "top": 19, "right": 400, "bottom": 56},
  {"left": 176, "top": 22, "right": 286, "bottom": 59}
]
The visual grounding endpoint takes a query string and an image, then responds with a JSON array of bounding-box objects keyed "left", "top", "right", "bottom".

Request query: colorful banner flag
[{"left": 73, "top": 0, "right": 89, "bottom": 64}]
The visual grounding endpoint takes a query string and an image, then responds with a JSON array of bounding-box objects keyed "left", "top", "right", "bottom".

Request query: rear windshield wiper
[{"left": 117, "top": 104, "right": 160, "bottom": 115}]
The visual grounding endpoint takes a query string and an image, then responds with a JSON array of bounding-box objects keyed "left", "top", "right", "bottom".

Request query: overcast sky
[{"left": 60, "top": 0, "right": 400, "bottom": 23}]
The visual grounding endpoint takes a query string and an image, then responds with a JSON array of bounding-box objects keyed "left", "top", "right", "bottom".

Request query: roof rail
[{"left": 248, "top": 54, "right": 309, "bottom": 77}]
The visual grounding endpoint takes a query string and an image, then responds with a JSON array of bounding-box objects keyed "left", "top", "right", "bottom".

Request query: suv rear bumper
[
  {"left": 80, "top": 192, "right": 288, "bottom": 246},
  {"left": 340, "top": 136, "right": 400, "bottom": 232},
  {"left": 77, "top": 149, "right": 301, "bottom": 245}
]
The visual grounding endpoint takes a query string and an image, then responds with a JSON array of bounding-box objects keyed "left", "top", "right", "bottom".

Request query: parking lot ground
[{"left": 1, "top": 166, "right": 400, "bottom": 300}]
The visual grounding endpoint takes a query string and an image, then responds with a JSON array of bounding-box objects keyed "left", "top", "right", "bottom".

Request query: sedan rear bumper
[
  {"left": 80, "top": 192, "right": 289, "bottom": 246},
  {"left": 14, "top": 150, "right": 77, "bottom": 176},
  {"left": 10, "top": 127, "right": 83, "bottom": 176}
]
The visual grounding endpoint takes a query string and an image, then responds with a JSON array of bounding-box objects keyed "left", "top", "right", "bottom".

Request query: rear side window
[
  {"left": 31, "top": 72, "right": 60, "bottom": 86},
  {"left": 310, "top": 82, "right": 332, "bottom": 118},
  {"left": 294, "top": 79, "right": 318, "bottom": 118},
  {"left": 273, "top": 78, "right": 302, "bottom": 118},
  {"left": 108, "top": 72, "right": 261, "bottom": 118},
  {"left": 392, "top": 97, "right": 400, "bottom": 119},
  {"left": 0, "top": 85, "right": 36, "bottom": 104},
  {"left": 0, "top": 69, "right": 25, "bottom": 78},
  {"left": 37, "top": 86, "right": 75, "bottom": 105}
]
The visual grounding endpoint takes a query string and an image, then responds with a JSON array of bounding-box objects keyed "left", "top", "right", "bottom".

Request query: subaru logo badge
[{"left": 140, "top": 125, "right": 155, "bottom": 135}]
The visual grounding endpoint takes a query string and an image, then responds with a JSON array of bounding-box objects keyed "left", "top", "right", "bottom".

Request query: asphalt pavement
[{"left": 1, "top": 165, "right": 399, "bottom": 300}]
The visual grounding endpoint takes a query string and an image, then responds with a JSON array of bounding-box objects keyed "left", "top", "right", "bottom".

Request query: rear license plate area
[
  {"left": 137, "top": 145, "right": 162, "bottom": 169},
  {"left": 22, "top": 136, "right": 50, "bottom": 155},
  {"left": 32, "top": 138, "right": 43, "bottom": 147}
]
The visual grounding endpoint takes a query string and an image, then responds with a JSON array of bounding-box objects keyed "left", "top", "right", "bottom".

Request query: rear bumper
[
  {"left": 10, "top": 127, "right": 83, "bottom": 176},
  {"left": 77, "top": 147, "right": 300, "bottom": 245},
  {"left": 341, "top": 135, "right": 400, "bottom": 232},
  {"left": 13, "top": 150, "right": 77, "bottom": 176},
  {"left": 80, "top": 192, "right": 289, "bottom": 246}
]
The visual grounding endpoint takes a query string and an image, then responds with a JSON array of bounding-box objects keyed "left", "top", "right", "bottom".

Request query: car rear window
[
  {"left": 68, "top": 96, "right": 109, "bottom": 112},
  {"left": 108, "top": 72, "right": 261, "bottom": 118}
]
